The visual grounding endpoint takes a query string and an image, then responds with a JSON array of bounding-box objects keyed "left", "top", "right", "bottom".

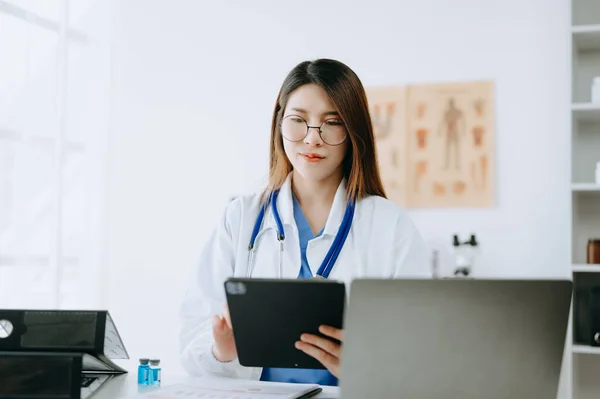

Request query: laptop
[
  {"left": 81, "top": 373, "right": 112, "bottom": 399},
  {"left": 339, "top": 278, "right": 572, "bottom": 399}
]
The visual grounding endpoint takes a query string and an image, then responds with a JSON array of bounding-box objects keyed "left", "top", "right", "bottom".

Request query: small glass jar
[
  {"left": 137, "top": 358, "right": 149, "bottom": 385},
  {"left": 587, "top": 239, "right": 600, "bottom": 264},
  {"left": 148, "top": 359, "right": 161, "bottom": 386}
]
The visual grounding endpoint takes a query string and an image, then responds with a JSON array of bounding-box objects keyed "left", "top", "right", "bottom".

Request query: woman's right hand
[{"left": 211, "top": 304, "right": 237, "bottom": 362}]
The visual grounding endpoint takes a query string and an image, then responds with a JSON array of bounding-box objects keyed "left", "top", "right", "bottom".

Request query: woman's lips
[{"left": 301, "top": 153, "right": 324, "bottom": 162}]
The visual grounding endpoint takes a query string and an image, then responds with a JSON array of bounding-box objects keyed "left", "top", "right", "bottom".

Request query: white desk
[{"left": 94, "top": 359, "right": 340, "bottom": 399}]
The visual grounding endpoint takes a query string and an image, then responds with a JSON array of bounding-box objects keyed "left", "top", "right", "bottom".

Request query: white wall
[{"left": 106, "top": 0, "right": 571, "bottom": 392}]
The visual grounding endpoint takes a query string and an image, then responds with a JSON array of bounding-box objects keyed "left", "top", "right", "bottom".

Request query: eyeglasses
[{"left": 280, "top": 115, "right": 348, "bottom": 146}]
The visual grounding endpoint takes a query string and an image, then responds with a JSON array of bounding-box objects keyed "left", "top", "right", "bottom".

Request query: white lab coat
[{"left": 179, "top": 173, "right": 430, "bottom": 379}]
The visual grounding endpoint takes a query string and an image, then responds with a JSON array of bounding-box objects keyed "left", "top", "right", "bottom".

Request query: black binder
[
  {"left": 0, "top": 309, "right": 129, "bottom": 399},
  {"left": 574, "top": 286, "right": 600, "bottom": 346},
  {"left": 0, "top": 351, "right": 82, "bottom": 399},
  {"left": 590, "top": 287, "right": 600, "bottom": 346}
]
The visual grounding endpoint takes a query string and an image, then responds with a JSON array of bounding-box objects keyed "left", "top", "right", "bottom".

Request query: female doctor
[{"left": 179, "top": 58, "right": 429, "bottom": 386}]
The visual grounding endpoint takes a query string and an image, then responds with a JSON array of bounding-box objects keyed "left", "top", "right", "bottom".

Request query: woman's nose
[{"left": 304, "top": 126, "right": 323, "bottom": 146}]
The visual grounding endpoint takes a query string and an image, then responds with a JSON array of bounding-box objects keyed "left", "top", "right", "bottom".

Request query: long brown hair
[{"left": 265, "top": 59, "right": 386, "bottom": 202}]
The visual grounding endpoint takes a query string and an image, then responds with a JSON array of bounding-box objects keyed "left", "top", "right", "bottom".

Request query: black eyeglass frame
[{"left": 279, "top": 114, "right": 348, "bottom": 146}]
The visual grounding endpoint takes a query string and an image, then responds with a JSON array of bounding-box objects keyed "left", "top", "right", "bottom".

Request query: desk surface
[{"left": 95, "top": 360, "right": 340, "bottom": 399}]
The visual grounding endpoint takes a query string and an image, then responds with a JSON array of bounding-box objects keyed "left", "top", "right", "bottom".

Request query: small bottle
[
  {"left": 137, "top": 358, "right": 150, "bottom": 385},
  {"left": 592, "top": 77, "right": 600, "bottom": 103},
  {"left": 587, "top": 239, "right": 600, "bottom": 264},
  {"left": 148, "top": 359, "right": 161, "bottom": 386},
  {"left": 595, "top": 162, "right": 600, "bottom": 185}
]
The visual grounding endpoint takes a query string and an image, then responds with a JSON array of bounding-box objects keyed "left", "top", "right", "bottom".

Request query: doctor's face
[{"left": 281, "top": 84, "right": 349, "bottom": 184}]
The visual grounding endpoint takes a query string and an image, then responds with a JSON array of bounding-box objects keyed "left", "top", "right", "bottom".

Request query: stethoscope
[{"left": 247, "top": 189, "right": 355, "bottom": 279}]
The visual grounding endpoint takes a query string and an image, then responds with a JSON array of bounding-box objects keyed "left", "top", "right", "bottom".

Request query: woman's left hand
[{"left": 295, "top": 325, "right": 343, "bottom": 378}]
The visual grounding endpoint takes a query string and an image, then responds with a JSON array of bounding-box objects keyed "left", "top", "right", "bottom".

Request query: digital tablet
[{"left": 224, "top": 278, "right": 346, "bottom": 369}]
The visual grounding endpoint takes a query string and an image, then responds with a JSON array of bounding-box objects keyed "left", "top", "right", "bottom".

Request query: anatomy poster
[
  {"left": 366, "top": 80, "right": 495, "bottom": 208},
  {"left": 366, "top": 85, "right": 408, "bottom": 206},
  {"left": 405, "top": 81, "right": 494, "bottom": 207}
]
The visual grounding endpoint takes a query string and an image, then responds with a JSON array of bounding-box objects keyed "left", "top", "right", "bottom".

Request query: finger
[
  {"left": 295, "top": 341, "right": 338, "bottom": 370},
  {"left": 212, "top": 315, "right": 232, "bottom": 337},
  {"left": 211, "top": 315, "right": 228, "bottom": 335},
  {"left": 300, "top": 333, "right": 341, "bottom": 358},
  {"left": 319, "top": 325, "right": 343, "bottom": 341},
  {"left": 222, "top": 305, "right": 233, "bottom": 330}
]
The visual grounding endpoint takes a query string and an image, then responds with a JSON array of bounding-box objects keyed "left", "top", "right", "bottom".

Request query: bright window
[{"left": 0, "top": 0, "right": 110, "bottom": 309}]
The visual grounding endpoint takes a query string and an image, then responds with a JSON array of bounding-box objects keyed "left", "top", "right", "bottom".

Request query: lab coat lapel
[
  {"left": 261, "top": 174, "right": 300, "bottom": 278},
  {"left": 263, "top": 173, "right": 295, "bottom": 230},
  {"left": 277, "top": 176, "right": 301, "bottom": 277},
  {"left": 306, "top": 179, "right": 350, "bottom": 277},
  {"left": 321, "top": 178, "right": 348, "bottom": 237}
]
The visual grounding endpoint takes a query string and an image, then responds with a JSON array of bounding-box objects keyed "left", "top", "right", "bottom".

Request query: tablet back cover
[{"left": 225, "top": 278, "right": 346, "bottom": 369}]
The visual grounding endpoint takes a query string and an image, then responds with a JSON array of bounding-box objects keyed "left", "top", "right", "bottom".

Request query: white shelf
[
  {"left": 573, "top": 25, "right": 600, "bottom": 51},
  {"left": 573, "top": 345, "right": 600, "bottom": 355},
  {"left": 572, "top": 103, "right": 600, "bottom": 123},
  {"left": 572, "top": 183, "right": 600, "bottom": 191},
  {"left": 572, "top": 102, "right": 600, "bottom": 110},
  {"left": 573, "top": 264, "right": 600, "bottom": 272}
]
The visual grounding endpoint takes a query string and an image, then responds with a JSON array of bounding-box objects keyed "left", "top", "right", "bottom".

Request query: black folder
[
  {"left": 0, "top": 309, "right": 128, "bottom": 372},
  {"left": 0, "top": 351, "right": 82, "bottom": 399},
  {"left": 0, "top": 309, "right": 129, "bottom": 399}
]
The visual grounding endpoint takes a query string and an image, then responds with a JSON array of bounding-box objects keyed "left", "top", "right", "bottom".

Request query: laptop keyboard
[
  {"left": 81, "top": 376, "right": 98, "bottom": 388},
  {"left": 80, "top": 375, "right": 110, "bottom": 399}
]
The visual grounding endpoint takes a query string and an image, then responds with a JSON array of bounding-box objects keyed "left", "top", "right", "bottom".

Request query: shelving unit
[
  {"left": 570, "top": 3, "right": 600, "bottom": 398},
  {"left": 573, "top": 25, "right": 600, "bottom": 51},
  {"left": 572, "top": 103, "right": 600, "bottom": 124},
  {"left": 571, "top": 183, "right": 600, "bottom": 191},
  {"left": 573, "top": 264, "right": 600, "bottom": 273},
  {"left": 573, "top": 345, "right": 600, "bottom": 355}
]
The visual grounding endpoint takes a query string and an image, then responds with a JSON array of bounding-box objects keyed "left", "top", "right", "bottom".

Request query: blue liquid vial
[
  {"left": 137, "top": 358, "right": 150, "bottom": 385},
  {"left": 148, "top": 359, "right": 161, "bottom": 386}
]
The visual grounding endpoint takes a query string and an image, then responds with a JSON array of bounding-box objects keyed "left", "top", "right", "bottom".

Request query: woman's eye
[
  {"left": 291, "top": 117, "right": 304, "bottom": 123},
  {"left": 325, "top": 120, "right": 343, "bottom": 126}
]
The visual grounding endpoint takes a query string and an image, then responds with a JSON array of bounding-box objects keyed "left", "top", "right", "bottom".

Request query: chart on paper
[{"left": 137, "top": 378, "right": 321, "bottom": 399}]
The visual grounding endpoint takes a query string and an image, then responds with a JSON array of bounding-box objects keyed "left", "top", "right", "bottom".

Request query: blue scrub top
[{"left": 259, "top": 193, "right": 339, "bottom": 387}]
